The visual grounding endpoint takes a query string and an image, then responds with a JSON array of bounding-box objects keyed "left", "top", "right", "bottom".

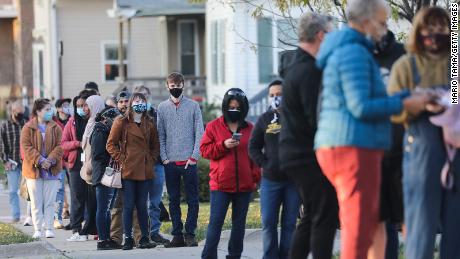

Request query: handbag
[
  {"left": 101, "top": 159, "right": 122, "bottom": 188},
  {"left": 80, "top": 142, "right": 93, "bottom": 184}
]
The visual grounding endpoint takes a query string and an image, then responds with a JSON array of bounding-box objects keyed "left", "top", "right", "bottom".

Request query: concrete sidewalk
[{"left": 0, "top": 179, "right": 264, "bottom": 258}]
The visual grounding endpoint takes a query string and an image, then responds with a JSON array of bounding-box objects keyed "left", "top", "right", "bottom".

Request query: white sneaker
[
  {"left": 66, "top": 233, "right": 88, "bottom": 242},
  {"left": 23, "top": 217, "right": 32, "bottom": 226},
  {"left": 32, "top": 231, "right": 42, "bottom": 239},
  {"left": 45, "top": 230, "right": 55, "bottom": 238}
]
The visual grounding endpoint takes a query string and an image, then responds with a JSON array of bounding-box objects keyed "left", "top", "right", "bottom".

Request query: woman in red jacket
[{"left": 200, "top": 88, "right": 261, "bottom": 259}]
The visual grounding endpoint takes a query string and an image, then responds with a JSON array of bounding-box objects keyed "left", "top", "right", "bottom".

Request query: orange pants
[{"left": 316, "top": 147, "right": 383, "bottom": 259}]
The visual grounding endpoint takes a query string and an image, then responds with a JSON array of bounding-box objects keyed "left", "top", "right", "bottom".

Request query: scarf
[{"left": 82, "top": 95, "right": 105, "bottom": 149}]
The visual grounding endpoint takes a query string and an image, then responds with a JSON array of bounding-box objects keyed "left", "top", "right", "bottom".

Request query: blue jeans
[
  {"left": 164, "top": 163, "right": 199, "bottom": 237},
  {"left": 123, "top": 179, "right": 149, "bottom": 238},
  {"left": 96, "top": 185, "right": 115, "bottom": 241},
  {"left": 403, "top": 115, "right": 460, "bottom": 259},
  {"left": 202, "top": 191, "right": 251, "bottom": 259},
  {"left": 6, "top": 168, "right": 21, "bottom": 220},
  {"left": 385, "top": 223, "right": 399, "bottom": 259},
  {"left": 148, "top": 164, "right": 165, "bottom": 235},
  {"left": 55, "top": 170, "right": 66, "bottom": 221},
  {"left": 260, "top": 177, "right": 300, "bottom": 259}
]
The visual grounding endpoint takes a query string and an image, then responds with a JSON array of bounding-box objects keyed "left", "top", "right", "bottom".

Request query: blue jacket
[{"left": 314, "top": 27, "right": 406, "bottom": 150}]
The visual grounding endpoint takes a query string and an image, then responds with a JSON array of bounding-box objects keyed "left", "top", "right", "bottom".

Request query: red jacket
[
  {"left": 61, "top": 117, "right": 81, "bottom": 169},
  {"left": 200, "top": 116, "right": 261, "bottom": 192}
]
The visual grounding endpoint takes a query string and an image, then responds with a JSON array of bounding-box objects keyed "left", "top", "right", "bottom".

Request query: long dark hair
[
  {"left": 222, "top": 88, "right": 249, "bottom": 128},
  {"left": 32, "top": 98, "right": 51, "bottom": 117}
]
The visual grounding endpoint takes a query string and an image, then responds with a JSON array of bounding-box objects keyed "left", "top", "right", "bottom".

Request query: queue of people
[{"left": 1, "top": 1, "right": 458, "bottom": 258}]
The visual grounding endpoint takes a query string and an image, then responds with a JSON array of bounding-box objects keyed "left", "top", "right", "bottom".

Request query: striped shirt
[{"left": 0, "top": 118, "right": 25, "bottom": 163}]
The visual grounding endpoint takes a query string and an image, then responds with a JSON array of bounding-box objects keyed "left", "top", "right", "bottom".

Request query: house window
[
  {"left": 179, "top": 20, "right": 199, "bottom": 76},
  {"left": 257, "top": 18, "right": 274, "bottom": 84},
  {"left": 277, "top": 18, "right": 298, "bottom": 50},
  {"left": 103, "top": 43, "right": 127, "bottom": 82},
  {"left": 211, "top": 20, "right": 226, "bottom": 85}
]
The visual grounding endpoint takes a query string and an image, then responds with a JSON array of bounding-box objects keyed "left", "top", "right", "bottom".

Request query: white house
[{"left": 32, "top": 0, "right": 206, "bottom": 104}]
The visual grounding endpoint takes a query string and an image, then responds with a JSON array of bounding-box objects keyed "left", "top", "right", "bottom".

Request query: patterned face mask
[{"left": 132, "top": 103, "right": 147, "bottom": 114}]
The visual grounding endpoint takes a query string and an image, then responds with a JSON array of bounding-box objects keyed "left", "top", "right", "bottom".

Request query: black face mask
[
  {"left": 170, "top": 88, "right": 183, "bottom": 98},
  {"left": 14, "top": 113, "right": 24, "bottom": 121},
  {"left": 227, "top": 110, "right": 241, "bottom": 122},
  {"left": 422, "top": 33, "right": 450, "bottom": 54}
]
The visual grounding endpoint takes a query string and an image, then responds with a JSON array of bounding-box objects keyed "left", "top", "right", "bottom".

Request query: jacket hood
[{"left": 316, "top": 26, "right": 374, "bottom": 70}]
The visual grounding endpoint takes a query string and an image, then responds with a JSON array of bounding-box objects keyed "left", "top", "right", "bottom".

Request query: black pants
[
  {"left": 286, "top": 161, "right": 339, "bottom": 259},
  {"left": 69, "top": 162, "right": 97, "bottom": 235}
]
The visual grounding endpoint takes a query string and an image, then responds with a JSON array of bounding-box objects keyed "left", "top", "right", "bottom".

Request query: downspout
[{"left": 50, "top": 0, "right": 60, "bottom": 98}]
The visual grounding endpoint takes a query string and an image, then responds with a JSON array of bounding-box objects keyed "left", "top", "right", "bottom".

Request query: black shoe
[
  {"left": 150, "top": 233, "right": 170, "bottom": 245},
  {"left": 137, "top": 236, "right": 156, "bottom": 249},
  {"left": 64, "top": 224, "right": 71, "bottom": 231},
  {"left": 184, "top": 234, "right": 198, "bottom": 247},
  {"left": 109, "top": 239, "right": 122, "bottom": 249},
  {"left": 122, "top": 237, "right": 134, "bottom": 250},
  {"left": 97, "top": 240, "right": 120, "bottom": 250},
  {"left": 164, "top": 235, "right": 185, "bottom": 248}
]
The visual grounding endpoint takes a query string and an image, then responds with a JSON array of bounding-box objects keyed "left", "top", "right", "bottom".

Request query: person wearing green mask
[{"left": 21, "top": 98, "right": 63, "bottom": 239}]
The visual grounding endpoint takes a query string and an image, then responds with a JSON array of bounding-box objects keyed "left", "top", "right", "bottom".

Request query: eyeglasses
[{"left": 227, "top": 90, "right": 246, "bottom": 97}]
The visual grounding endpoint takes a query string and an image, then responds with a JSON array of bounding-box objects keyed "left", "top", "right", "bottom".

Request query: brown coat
[
  {"left": 21, "top": 119, "right": 63, "bottom": 179},
  {"left": 106, "top": 115, "right": 160, "bottom": 181}
]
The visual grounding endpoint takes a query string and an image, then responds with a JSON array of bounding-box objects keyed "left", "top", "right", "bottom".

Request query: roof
[{"left": 115, "top": 0, "right": 205, "bottom": 17}]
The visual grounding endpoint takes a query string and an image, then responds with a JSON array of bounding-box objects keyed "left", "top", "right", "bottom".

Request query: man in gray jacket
[{"left": 157, "top": 72, "right": 204, "bottom": 247}]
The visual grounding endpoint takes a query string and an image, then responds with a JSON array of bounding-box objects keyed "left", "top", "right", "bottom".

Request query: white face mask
[
  {"left": 62, "top": 107, "right": 73, "bottom": 116},
  {"left": 270, "top": 96, "right": 282, "bottom": 110}
]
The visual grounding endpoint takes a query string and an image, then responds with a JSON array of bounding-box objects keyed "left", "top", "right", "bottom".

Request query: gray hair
[
  {"left": 346, "top": 0, "right": 390, "bottom": 23},
  {"left": 298, "top": 13, "right": 332, "bottom": 43}
]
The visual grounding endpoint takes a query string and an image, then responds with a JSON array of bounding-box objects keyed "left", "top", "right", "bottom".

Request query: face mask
[
  {"left": 132, "top": 103, "right": 147, "bottom": 114},
  {"left": 169, "top": 88, "right": 183, "bottom": 99},
  {"left": 62, "top": 107, "right": 73, "bottom": 116},
  {"left": 43, "top": 110, "right": 54, "bottom": 122},
  {"left": 76, "top": 108, "right": 87, "bottom": 117},
  {"left": 270, "top": 96, "right": 282, "bottom": 110},
  {"left": 14, "top": 113, "right": 24, "bottom": 121},
  {"left": 227, "top": 109, "right": 241, "bottom": 122},
  {"left": 422, "top": 33, "right": 450, "bottom": 54}
]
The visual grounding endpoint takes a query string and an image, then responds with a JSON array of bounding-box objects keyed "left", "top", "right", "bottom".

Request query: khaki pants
[{"left": 110, "top": 190, "right": 141, "bottom": 245}]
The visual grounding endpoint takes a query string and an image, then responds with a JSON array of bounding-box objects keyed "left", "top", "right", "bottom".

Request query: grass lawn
[
  {"left": 0, "top": 222, "right": 35, "bottom": 245},
  {"left": 160, "top": 201, "right": 262, "bottom": 241}
]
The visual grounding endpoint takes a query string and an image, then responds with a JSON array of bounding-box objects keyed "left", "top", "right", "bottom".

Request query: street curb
[{"left": 0, "top": 240, "right": 61, "bottom": 258}]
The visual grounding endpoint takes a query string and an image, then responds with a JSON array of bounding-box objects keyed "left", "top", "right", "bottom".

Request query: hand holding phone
[{"left": 232, "top": 133, "right": 242, "bottom": 141}]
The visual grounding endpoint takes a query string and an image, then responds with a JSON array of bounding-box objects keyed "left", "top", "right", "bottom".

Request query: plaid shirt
[{"left": 0, "top": 118, "right": 25, "bottom": 164}]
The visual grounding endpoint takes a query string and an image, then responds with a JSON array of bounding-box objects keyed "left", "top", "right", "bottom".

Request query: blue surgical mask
[
  {"left": 132, "top": 103, "right": 147, "bottom": 114},
  {"left": 76, "top": 108, "right": 87, "bottom": 117},
  {"left": 62, "top": 107, "right": 73, "bottom": 116},
  {"left": 43, "top": 110, "right": 54, "bottom": 121}
]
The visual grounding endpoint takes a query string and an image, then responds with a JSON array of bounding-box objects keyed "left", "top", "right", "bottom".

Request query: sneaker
[
  {"left": 67, "top": 232, "right": 88, "bottom": 242},
  {"left": 164, "top": 235, "right": 185, "bottom": 248},
  {"left": 32, "top": 231, "right": 42, "bottom": 239},
  {"left": 150, "top": 233, "right": 170, "bottom": 245},
  {"left": 97, "top": 240, "right": 121, "bottom": 250},
  {"left": 137, "top": 236, "right": 156, "bottom": 249},
  {"left": 23, "top": 217, "right": 32, "bottom": 226},
  {"left": 93, "top": 235, "right": 99, "bottom": 240},
  {"left": 62, "top": 210, "right": 70, "bottom": 219},
  {"left": 122, "top": 237, "right": 134, "bottom": 250},
  {"left": 184, "top": 234, "right": 198, "bottom": 247},
  {"left": 54, "top": 220, "right": 64, "bottom": 229},
  {"left": 109, "top": 239, "right": 122, "bottom": 249},
  {"left": 45, "top": 230, "right": 55, "bottom": 238}
]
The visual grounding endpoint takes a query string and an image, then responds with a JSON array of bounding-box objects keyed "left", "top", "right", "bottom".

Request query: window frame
[
  {"left": 177, "top": 19, "right": 200, "bottom": 77},
  {"left": 101, "top": 41, "right": 128, "bottom": 83}
]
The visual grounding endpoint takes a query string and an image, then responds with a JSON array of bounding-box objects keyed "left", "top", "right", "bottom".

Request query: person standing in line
[
  {"left": 0, "top": 100, "right": 26, "bottom": 223},
  {"left": 314, "top": 1, "right": 430, "bottom": 258},
  {"left": 201, "top": 88, "right": 261, "bottom": 259},
  {"left": 249, "top": 80, "right": 300, "bottom": 259},
  {"left": 63, "top": 90, "right": 97, "bottom": 242},
  {"left": 52, "top": 98, "right": 72, "bottom": 229},
  {"left": 116, "top": 91, "right": 130, "bottom": 115},
  {"left": 278, "top": 12, "right": 339, "bottom": 259},
  {"left": 388, "top": 7, "right": 460, "bottom": 259},
  {"left": 157, "top": 72, "right": 204, "bottom": 247},
  {"left": 372, "top": 30, "right": 406, "bottom": 259},
  {"left": 107, "top": 93, "right": 160, "bottom": 250},
  {"left": 133, "top": 85, "right": 170, "bottom": 246},
  {"left": 21, "top": 98, "right": 63, "bottom": 239},
  {"left": 90, "top": 106, "right": 122, "bottom": 251}
]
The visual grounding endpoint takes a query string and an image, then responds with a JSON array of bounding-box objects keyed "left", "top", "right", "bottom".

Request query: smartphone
[{"left": 232, "top": 133, "right": 242, "bottom": 141}]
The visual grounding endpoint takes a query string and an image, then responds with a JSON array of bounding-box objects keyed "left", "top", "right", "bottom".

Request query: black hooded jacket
[{"left": 90, "top": 120, "right": 114, "bottom": 186}]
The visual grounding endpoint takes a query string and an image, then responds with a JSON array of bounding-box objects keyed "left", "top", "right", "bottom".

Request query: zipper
[{"left": 234, "top": 148, "right": 239, "bottom": 192}]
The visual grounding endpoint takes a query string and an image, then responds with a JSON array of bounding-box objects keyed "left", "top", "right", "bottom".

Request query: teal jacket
[{"left": 314, "top": 27, "right": 407, "bottom": 150}]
